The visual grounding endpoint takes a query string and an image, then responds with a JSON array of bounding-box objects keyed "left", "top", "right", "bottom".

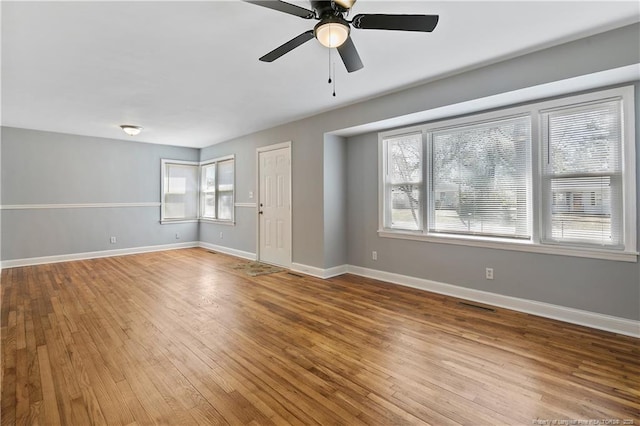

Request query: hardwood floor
[{"left": 1, "top": 248, "right": 638, "bottom": 425}]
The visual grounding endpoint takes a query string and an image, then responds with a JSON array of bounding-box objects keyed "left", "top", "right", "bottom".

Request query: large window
[
  {"left": 379, "top": 86, "right": 636, "bottom": 261},
  {"left": 431, "top": 116, "right": 531, "bottom": 239},
  {"left": 161, "top": 156, "right": 235, "bottom": 224}
]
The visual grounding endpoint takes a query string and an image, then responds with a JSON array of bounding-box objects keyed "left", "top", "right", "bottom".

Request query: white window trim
[
  {"left": 378, "top": 85, "right": 637, "bottom": 262},
  {"left": 160, "top": 159, "right": 200, "bottom": 224},
  {"left": 160, "top": 155, "right": 236, "bottom": 225},
  {"left": 200, "top": 154, "right": 236, "bottom": 224}
]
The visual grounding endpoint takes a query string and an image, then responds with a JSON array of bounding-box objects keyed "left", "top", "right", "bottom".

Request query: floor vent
[
  {"left": 287, "top": 272, "right": 304, "bottom": 278},
  {"left": 208, "top": 251, "right": 217, "bottom": 254},
  {"left": 458, "top": 301, "right": 496, "bottom": 312}
]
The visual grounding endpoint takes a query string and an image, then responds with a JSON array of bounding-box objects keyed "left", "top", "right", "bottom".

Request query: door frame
[{"left": 255, "top": 141, "right": 292, "bottom": 267}]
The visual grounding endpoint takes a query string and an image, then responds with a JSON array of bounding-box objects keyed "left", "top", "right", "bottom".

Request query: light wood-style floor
[{"left": 1, "top": 248, "right": 638, "bottom": 425}]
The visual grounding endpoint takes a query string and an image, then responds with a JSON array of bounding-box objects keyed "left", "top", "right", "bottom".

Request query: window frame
[
  {"left": 378, "top": 85, "right": 636, "bottom": 262},
  {"left": 200, "top": 155, "right": 235, "bottom": 224},
  {"left": 383, "top": 131, "right": 424, "bottom": 231},
  {"left": 160, "top": 155, "right": 236, "bottom": 225},
  {"left": 160, "top": 159, "right": 200, "bottom": 224}
]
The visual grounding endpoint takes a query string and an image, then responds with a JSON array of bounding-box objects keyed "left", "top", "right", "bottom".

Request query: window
[
  {"left": 200, "top": 156, "right": 235, "bottom": 222},
  {"left": 541, "top": 100, "right": 623, "bottom": 248},
  {"left": 161, "top": 160, "right": 199, "bottom": 222},
  {"left": 161, "top": 156, "right": 235, "bottom": 224},
  {"left": 385, "top": 133, "right": 422, "bottom": 230},
  {"left": 431, "top": 116, "right": 530, "bottom": 239},
  {"left": 379, "top": 86, "right": 636, "bottom": 261}
]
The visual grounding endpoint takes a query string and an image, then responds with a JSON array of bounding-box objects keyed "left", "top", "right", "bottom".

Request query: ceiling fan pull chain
[
  {"left": 328, "top": 48, "right": 332, "bottom": 84},
  {"left": 332, "top": 61, "right": 337, "bottom": 97}
]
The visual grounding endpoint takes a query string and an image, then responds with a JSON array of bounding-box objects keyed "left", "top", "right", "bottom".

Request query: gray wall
[
  {"left": 1, "top": 127, "right": 199, "bottom": 260},
  {"left": 323, "top": 135, "right": 348, "bottom": 269},
  {"left": 200, "top": 22, "right": 640, "bottom": 271},
  {"left": 199, "top": 131, "right": 264, "bottom": 256},
  {"left": 200, "top": 23, "right": 640, "bottom": 320},
  {"left": 346, "top": 111, "right": 640, "bottom": 319},
  {"left": 1, "top": 23, "right": 638, "bottom": 321}
]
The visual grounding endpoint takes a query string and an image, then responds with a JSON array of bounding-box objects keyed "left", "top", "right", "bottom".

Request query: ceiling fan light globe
[{"left": 315, "top": 22, "right": 350, "bottom": 48}]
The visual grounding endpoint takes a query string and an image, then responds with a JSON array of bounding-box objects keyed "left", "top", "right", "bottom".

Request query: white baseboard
[
  {"left": 198, "top": 242, "right": 256, "bottom": 261},
  {"left": 291, "top": 263, "right": 348, "bottom": 279},
  {"left": 347, "top": 265, "right": 640, "bottom": 338},
  {"left": 0, "top": 242, "right": 199, "bottom": 269},
  {"left": 2, "top": 245, "right": 637, "bottom": 337}
]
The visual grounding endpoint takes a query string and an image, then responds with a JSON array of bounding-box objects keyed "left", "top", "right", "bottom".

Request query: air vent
[{"left": 458, "top": 301, "right": 496, "bottom": 312}]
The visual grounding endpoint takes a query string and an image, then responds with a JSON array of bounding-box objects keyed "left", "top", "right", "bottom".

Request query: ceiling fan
[{"left": 244, "top": 0, "right": 439, "bottom": 73}]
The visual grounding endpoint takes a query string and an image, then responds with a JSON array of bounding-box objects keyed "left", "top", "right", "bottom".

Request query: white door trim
[{"left": 256, "top": 141, "right": 292, "bottom": 267}]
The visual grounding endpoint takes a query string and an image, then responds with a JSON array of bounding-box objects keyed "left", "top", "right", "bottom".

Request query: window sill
[
  {"left": 377, "top": 230, "right": 638, "bottom": 263},
  {"left": 199, "top": 218, "right": 235, "bottom": 226},
  {"left": 160, "top": 219, "right": 235, "bottom": 226},
  {"left": 161, "top": 219, "right": 199, "bottom": 224}
]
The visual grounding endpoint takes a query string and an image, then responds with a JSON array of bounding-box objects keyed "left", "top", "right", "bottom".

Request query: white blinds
[
  {"left": 201, "top": 163, "right": 216, "bottom": 219},
  {"left": 430, "top": 116, "right": 531, "bottom": 239},
  {"left": 217, "top": 159, "right": 234, "bottom": 220},
  {"left": 164, "top": 163, "right": 199, "bottom": 220},
  {"left": 541, "top": 99, "right": 623, "bottom": 248}
]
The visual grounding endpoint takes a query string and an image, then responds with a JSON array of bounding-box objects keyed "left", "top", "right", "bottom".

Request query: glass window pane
[
  {"left": 431, "top": 116, "right": 530, "bottom": 239},
  {"left": 202, "top": 193, "right": 215, "bottom": 219},
  {"left": 542, "top": 100, "right": 623, "bottom": 247},
  {"left": 217, "top": 160, "right": 234, "bottom": 192},
  {"left": 385, "top": 133, "right": 422, "bottom": 230},
  {"left": 217, "top": 191, "right": 233, "bottom": 220},
  {"left": 550, "top": 176, "right": 615, "bottom": 244},
  {"left": 164, "top": 163, "right": 198, "bottom": 220},
  {"left": 203, "top": 164, "right": 216, "bottom": 192},
  {"left": 546, "top": 101, "right": 621, "bottom": 174},
  {"left": 216, "top": 160, "right": 234, "bottom": 220},
  {"left": 390, "top": 184, "right": 421, "bottom": 230}
]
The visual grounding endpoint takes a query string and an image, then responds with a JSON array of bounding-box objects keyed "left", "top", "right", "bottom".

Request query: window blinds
[
  {"left": 164, "top": 163, "right": 199, "bottom": 220},
  {"left": 430, "top": 116, "right": 531, "bottom": 239},
  {"left": 541, "top": 99, "right": 623, "bottom": 248}
]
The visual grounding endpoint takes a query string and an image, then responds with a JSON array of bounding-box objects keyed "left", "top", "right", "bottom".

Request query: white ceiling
[{"left": 2, "top": 1, "right": 639, "bottom": 148}]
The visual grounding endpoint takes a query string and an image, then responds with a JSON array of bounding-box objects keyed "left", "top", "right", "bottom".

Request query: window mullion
[{"left": 423, "top": 129, "right": 431, "bottom": 235}]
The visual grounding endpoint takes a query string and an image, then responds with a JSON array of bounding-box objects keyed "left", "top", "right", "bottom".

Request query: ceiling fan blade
[
  {"left": 259, "top": 30, "right": 315, "bottom": 62},
  {"left": 352, "top": 14, "right": 439, "bottom": 32},
  {"left": 337, "top": 36, "right": 363, "bottom": 73},
  {"left": 244, "top": 1, "right": 315, "bottom": 19}
]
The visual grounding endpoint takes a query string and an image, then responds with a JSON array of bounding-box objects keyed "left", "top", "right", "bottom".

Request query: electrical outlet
[
  {"left": 372, "top": 251, "right": 377, "bottom": 260},
  {"left": 110, "top": 236, "right": 117, "bottom": 244},
  {"left": 249, "top": 191, "right": 254, "bottom": 199},
  {"left": 219, "top": 232, "right": 223, "bottom": 239},
  {"left": 175, "top": 233, "right": 180, "bottom": 240},
  {"left": 486, "top": 267, "right": 494, "bottom": 280}
]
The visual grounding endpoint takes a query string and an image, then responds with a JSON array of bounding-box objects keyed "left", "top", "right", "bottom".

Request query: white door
[{"left": 258, "top": 146, "right": 291, "bottom": 267}]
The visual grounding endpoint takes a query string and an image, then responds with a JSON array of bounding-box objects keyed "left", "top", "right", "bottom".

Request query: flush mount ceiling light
[
  {"left": 314, "top": 18, "right": 350, "bottom": 48},
  {"left": 120, "top": 125, "right": 142, "bottom": 136}
]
